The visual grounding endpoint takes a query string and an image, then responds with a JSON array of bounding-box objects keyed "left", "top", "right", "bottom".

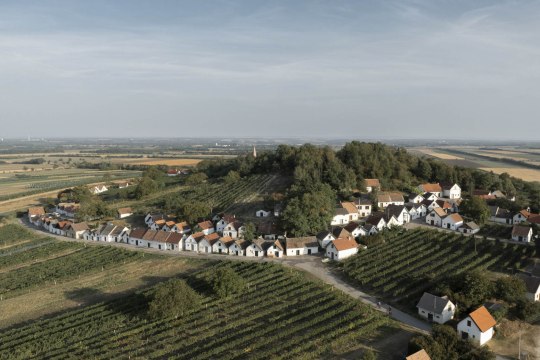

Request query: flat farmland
[{"left": 408, "top": 146, "right": 540, "bottom": 182}]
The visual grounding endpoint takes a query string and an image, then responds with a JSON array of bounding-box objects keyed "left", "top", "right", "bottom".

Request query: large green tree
[
  {"left": 147, "top": 279, "right": 201, "bottom": 319},
  {"left": 460, "top": 196, "right": 490, "bottom": 225},
  {"left": 209, "top": 267, "right": 246, "bottom": 298}
]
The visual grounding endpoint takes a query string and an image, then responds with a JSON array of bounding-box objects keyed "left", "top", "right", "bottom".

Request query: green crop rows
[
  {"left": 0, "top": 262, "right": 390, "bottom": 359},
  {"left": 342, "top": 228, "right": 535, "bottom": 308}
]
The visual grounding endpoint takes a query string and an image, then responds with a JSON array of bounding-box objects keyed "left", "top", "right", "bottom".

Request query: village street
[{"left": 20, "top": 218, "right": 432, "bottom": 334}]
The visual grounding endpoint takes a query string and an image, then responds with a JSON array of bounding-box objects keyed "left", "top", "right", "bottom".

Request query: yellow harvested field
[
  {"left": 414, "top": 148, "right": 464, "bottom": 160},
  {"left": 122, "top": 158, "right": 202, "bottom": 166},
  {"left": 479, "top": 167, "right": 540, "bottom": 182}
]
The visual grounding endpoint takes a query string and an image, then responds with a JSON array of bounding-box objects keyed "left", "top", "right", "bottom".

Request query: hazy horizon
[{"left": 2, "top": 1, "right": 540, "bottom": 139}]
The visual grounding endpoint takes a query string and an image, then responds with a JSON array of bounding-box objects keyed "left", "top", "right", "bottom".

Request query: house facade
[
  {"left": 325, "top": 238, "right": 358, "bottom": 261},
  {"left": 456, "top": 306, "right": 496, "bottom": 346},
  {"left": 416, "top": 292, "right": 455, "bottom": 324}
]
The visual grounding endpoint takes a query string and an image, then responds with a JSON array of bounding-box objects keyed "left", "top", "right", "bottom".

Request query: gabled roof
[
  {"left": 344, "top": 222, "right": 362, "bottom": 233},
  {"left": 198, "top": 220, "right": 214, "bottom": 230},
  {"left": 334, "top": 207, "right": 349, "bottom": 216},
  {"left": 354, "top": 196, "right": 372, "bottom": 206},
  {"left": 68, "top": 222, "right": 89, "bottom": 232},
  {"left": 117, "top": 207, "right": 132, "bottom": 215},
  {"left": 316, "top": 230, "right": 334, "bottom": 241},
  {"left": 435, "top": 199, "right": 452, "bottom": 209},
  {"left": 519, "top": 275, "right": 540, "bottom": 294},
  {"left": 365, "top": 179, "right": 380, "bottom": 188},
  {"left": 286, "top": 236, "right": 319, "bottom": 249},
  {"left": 512, "top": 225, "right": 532, "bottom": 237},
  {"left": 234, "top": 239, "right": 249, "bottom": 250},
  {"left": 377, "top": 192, "right": 404, "bottom": 203},
  {"left": 416, "top": 292, "right": 453, "bottom": 315},
  {"left": 340, "top": 201, "right": 358, "bottom": 214},
  {"left": 406, "top": 349, "right": 431, "bottom": 360},
  {"left": 468, "top": 306, "right": 496, "bottom": 333},
  {"left": 165, "top": 232, "right": 183, "bottom": 244},
  {"left": 250, "top": 238, "right": 266, "bottom": 250},
  {"left": 528, "top": 215, "right": 540, "bottom": 224},
  {"left": 218, "top": 236, "right": 235, "bottom": 246},
  {"left": 461, "top": 221, "right": 480, "bottom": 230},
  {"left": 444, "top": 213, "right": 463, "bottom": 224},
  {"left": 419, "top": 183, "right": 442, "bottom": 193},
  {"left": 142, "top": 229, "right": 159, "bottom": 240},
  {"left": 204, "top": 232, "right": 220, "bottom": 245},
  {"left": 366, "top": 212, "right": 386, "bottom": 226},
  {"left": 431, "top": 207, "right": 447, "bottom": 218},
  {"left": 271, "top": 239, "right": 284, "bottom": 251},
  {"left": 385, "top": 204, "right": 406, "bottom": 219},
  {"left": 190, "top": 231, "right": 205, "bottom": 242},
  {"left": 225, "top": 221, "right": 244, "bottom": 231},
  {"left": 332, "top": 227, "right": 351, "bottom": 239},
  {"left": 129, "top": 228, "right": 147, "bottom": 239},
  {"left": 28, "top": 207, "right": 45, "bottom": 216},
  {"left": 331, "top": 238, "right": 358, "bottom": 251},
  {"left": 408, "top": 193, "right": 424, "bottom": 200},
  {"left": 440, "top": 182, "right": 459, "bottom": 191}
]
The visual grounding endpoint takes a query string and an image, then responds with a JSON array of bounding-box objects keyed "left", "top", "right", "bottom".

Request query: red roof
[
  {"left": 469, "top": 306, "right": 496, "bottom": 332},
  {"left": 332, "top": 238, "right": 358, "bottom": 251}
]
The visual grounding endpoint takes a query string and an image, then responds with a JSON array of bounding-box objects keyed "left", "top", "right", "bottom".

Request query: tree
[
  {"left": 460, "top": 197, "right": 490, "bottom": 225},
  {"left": 243, "top": 222, "right": 256, "bottom": 241},
  {"left": 223, "top": 170, "right": 241, "bottom": 184},
  {"left": 494, "top": 276, "right": 526, "bottom": 303},
  {"left": 209, "top": 267, "right": 246, "bottom": 298},
  {"left": 362, "top": 349, "right": 377, "bottom": 360},
  {"left": 282, "top": 183, "right": 336, "bottom": 237},
  {"left": 181, "top": 201, "right": 210, "bottom": 223},
  {"left": 134, "top": 177, "right": 158, "bottom": 199},
  {"left": 185, "top": 172, "right": 208, "bottom": 186},
  {"left": 147, "top": 279, "right": 201, "bottom": 319}
]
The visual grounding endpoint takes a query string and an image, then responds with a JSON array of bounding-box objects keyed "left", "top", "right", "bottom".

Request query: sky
[{"left": 1, "top": 0, "right": 540, "bottom": 140}]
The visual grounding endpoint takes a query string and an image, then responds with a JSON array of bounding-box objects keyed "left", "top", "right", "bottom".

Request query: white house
[
  {"left": 418, "top": 183, "right": 442, "bottom": 198},
  {"left": 185, "top": 232, "right": 205, "bottom": 252},
  {"left": 255, "top": 209, "right": 271, "bottom": 218},
  {"left": 458, "top": 222, "right": 480, "bottom": 235},
  {"left": 128, "top": 228, "right": 147, "bottom": 247},
  {"left": 363, "top": 224, "right": 379, "bottom": 235},
  {"left": 405, "top": 203, "right": 427, "bottom": 220},
  {"left": 215, "top": 214, "right": 236, "bottom": 233},
  {"left": 377, "top": 192, "right": 404, "bottom": 209},
  {"left": 229, "top": 240, "right": 248, "bottom": 256},
  {"left": 325, "top": 238, "right": 358, "bottom": 261},
  {"left": 421, "top": 199, "right": 439, "bottom": 212},
  {"left": 170, "top": 221, "right": 190, "bottom": 234},
  {"left": 489, "top": 206, "right": 514, "bottom": 225},
  {"left": 212, "top": 236, "right": 234, "bottom": 254},
  {"left": 344, "top": 222, "right": 368, "bottom": 238},
  {"left": 366, "top": 213, "right": 387, "bottom": 231},
  {"left": 457, "top": 306, "right": 496, "bottom": 345},
  {"left": 222, "top": 221, "right": 244, "bottom": 239},
  {"left": 441, "top": 213, "right": 464, "bottom": 230},
  {"left": 117, "top": 207, "right": 133, "bottom": 219},
  {"left": 65, "top": 222, "right": 89, "bottom": 239},
  {"left": 331, "top": 202, "right": 358, "bottom": 225},
  {"left": 145, "top": 213, "right": 165, "bottom": 226},
  {"left": 27, "top": 207, "right": 45, "bottom": 223},
  {"left": 316, "top": 230, "right": 336, "bottom": 248},
  {"left": 198, "top": 233, "right": 220, "bottom": 253},
  {"left": 441, "top": 183, "right": 461, "bottom": 199},
  {"left": 354, "top": 196, "right": 372, "bottom": 217},
  {"left": 513, "top": 209, "right": 534, "bottom": 224},
  {"left": 512, "top": 225, "right": 533, "bottom": 243},
  {"left": 266, "top": 239, "right": 284, "bottom": 258},
  {"left": 416, "top": 292, "right": 456, "bottom": 324},
  {"left": 365, "top": 178, "right": 381, "bottom": 193},
  {"left": 426, "top": 208, "right": 447, "bottom": 227},
  {"left": 520, "top": 275, "right": 540, "bottom": 302},
  {"left": 285, "top": 237, "right": 319, "bottom": 256},
  {"left": 384, "top": 215, "right": 400, "bottom": 229},
  {"left": 408, "top": 193, "right": 425, "bottom": 204},
  {"left": 385, "top": 204, "right": 410, "bottom": 225},
  {"left": 246, "top": 239, "right": 266, "bottom": 257},
  {"left": 423, "top": 192, "right": 439, "bottom": 201},
  {"left": 197, "top": 220, "right": 215, "bottom": 235}
]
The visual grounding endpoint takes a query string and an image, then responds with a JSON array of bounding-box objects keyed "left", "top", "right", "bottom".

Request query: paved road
[{"left": 20, "top": 218, "right": 432, "bottom": 334}]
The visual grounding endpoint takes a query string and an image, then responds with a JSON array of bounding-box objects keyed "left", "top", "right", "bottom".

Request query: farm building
[
  {"left": 512, "top": 225, "right": 533, "bottom": 243},
  {"left": 416, "top": 292, "right": 455, "bottom": 324},
  {"left": 285, "top": 237, "right": 319, "bottom": 256},
  {"left": 458, "top": 222, "right": 480, "bottom": 235},
  {"left": 489, "top": 206, "right": 513, "bottom": 225},
  {"left": 408, "top": 193, "right": 424, "bottom": 204},
  {"left": 325, "top": 238, "right": 358, "bottom": 261},
  {"left": 215, "top": 214, "right": 236, "bottom": 233},
  {"left": 366, "top": 213, "right": 387, "bottom": 231},
  {"left": 441, "top": 213, "right": 464, "bottom": 231},
  {"left": 197, "top": 220, "right": 215, "bottom": 235},
  {"left": 184, "top": 232, "right": 205, "bottom": 252},
  {"left": 364, "top": 178, "right": 381, "bottom": 193},
  {"left": 418, "top": 183, "right": 442, "bottom": 198},
  {"left": 222, "top": 221, "right": 245, "bottom": 239},
  {"left": 353, "top": 195, "right": 372, "bottom": 217},
  {"left": 426, "top": 208, "right": 447, "bottom": 227},
  {"left": 265, "top": 239, "right": 284, "bottom": 258},
  {"left": 27, "top": 207, "right": 45, "bottom": 223},
  {"left": 456, "top": 306, "right": 496, "bottom": 345},
  {"left": 198, "top": 233, "right": 220, "bottom": 253},
  {"left": 519, "top": 275, "right": 540, "bottom": 302},
  {"left": 212, "top": 236, "right": 234, "bottom": 254},
  {"left": 246, "top": 239, "right": 266, "bottom": 257},
  {"left": 316, "top": 230, "right": 336, "bottom": 248},
  {"left": 343, "top": 222, "right": 368, "bottom": 238},
  {"left": 376, "top": 192, "right": 404, "bottom": 209},
  {"left": 255, "top": 209, "right": 271, "bottom": 217},
  {"left": 65, "top": 222, "right": 89, "bottom": 239},
  {"left": 117, "top": 207, "right": 133, "bottom": 219},
  {"left": 90, "top": 185, "right": 108, "bottom": 194},
  {"left": 441, "top": 183, "right": 461, "bottom": 199},
  {"left": 229, "top": 239, "right": 249, "bottom": 256}
]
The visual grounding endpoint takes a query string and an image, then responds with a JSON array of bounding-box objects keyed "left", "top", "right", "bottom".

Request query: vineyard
[
  {"left": 0, "top": 225, "right": 149, "bottom": 300},
  {"left": 342, "top": 228, "right": 536, "bottom": 310},
  {"left": 0, "top": 261, "right": 394, "bottom": 359}
]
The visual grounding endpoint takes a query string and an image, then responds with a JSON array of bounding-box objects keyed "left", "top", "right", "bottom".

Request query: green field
[{"left": 341, "top": 228, "right": 535, "bottom": 310}]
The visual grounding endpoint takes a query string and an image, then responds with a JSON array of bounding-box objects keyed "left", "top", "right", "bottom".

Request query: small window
[{"left": 467, "top": 320, "right": 471, "bottom": 327}]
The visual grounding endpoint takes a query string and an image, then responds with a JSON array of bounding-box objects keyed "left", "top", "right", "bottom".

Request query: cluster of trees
[
  {"left": 435, "top": 270, "right": 540, "bottom": 322},
  {"left": 409, "top": 324, "right": 495, "bottom": 360},
  {"left": 209, "top": 267, "right": 246, "bottom": 298},
  {"left": 146, "top": 279, "right": 202, "bottom": 320},
  {"left": 134, "top": 167, "right": 166, "bottom": 199},
  {"left": 56, "top": 186, "right": 115, "bottom": 221}
]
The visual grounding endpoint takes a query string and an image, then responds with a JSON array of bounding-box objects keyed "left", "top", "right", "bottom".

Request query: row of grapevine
[{"left": 0, "top": 262, "right": 391, "bottom": 359}]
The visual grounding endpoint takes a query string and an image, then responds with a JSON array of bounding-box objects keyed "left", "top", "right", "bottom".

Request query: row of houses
[{"left": 490, "top": 206, "right": 540, "bottom": 226}]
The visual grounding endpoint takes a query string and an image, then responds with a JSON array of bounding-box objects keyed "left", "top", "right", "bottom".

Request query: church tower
[{"left": 253, "top": 145, "right": 257, "bottom": 158}]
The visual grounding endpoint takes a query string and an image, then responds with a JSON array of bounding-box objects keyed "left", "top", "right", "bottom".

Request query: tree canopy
[{"left": 147, "top": 279, "right": 201, "bottom": 319}]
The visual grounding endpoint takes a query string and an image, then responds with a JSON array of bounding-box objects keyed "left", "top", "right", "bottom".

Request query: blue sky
[{"left": 1, "top": 0, "right": 539, "bottom": 139}]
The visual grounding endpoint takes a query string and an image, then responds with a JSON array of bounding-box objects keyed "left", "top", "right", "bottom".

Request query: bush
[
  {"left": 147, "top": 279, "right": 201, "bottom": 319},
  {"left": 210, "top": 267, "right": 246, "bottom": 298}
]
